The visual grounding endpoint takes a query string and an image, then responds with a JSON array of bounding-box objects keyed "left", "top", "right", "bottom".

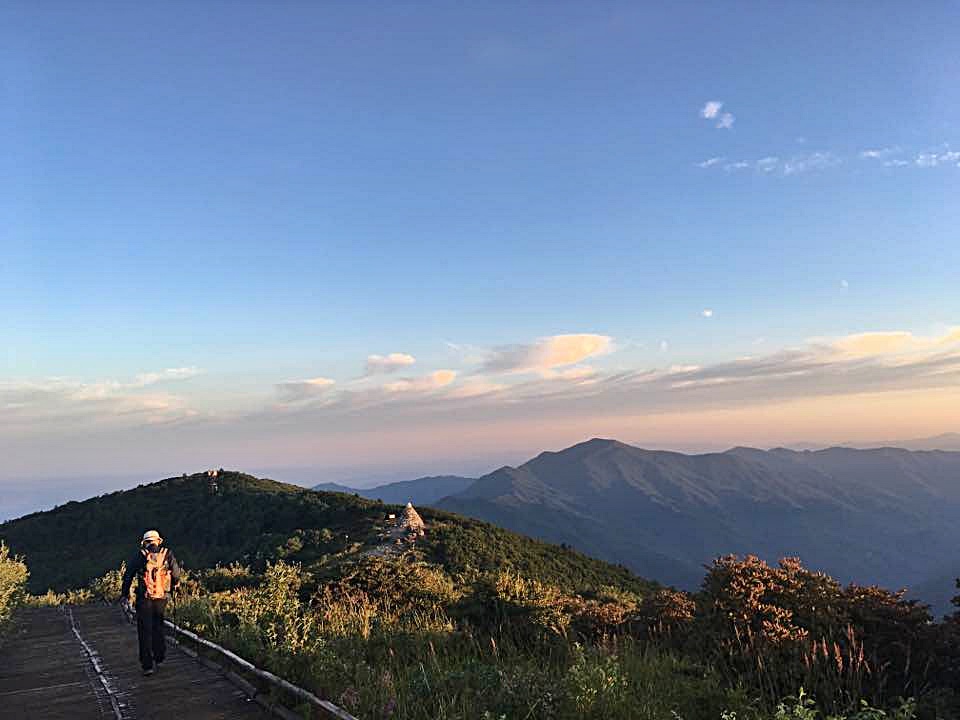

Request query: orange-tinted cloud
[{"left": 480, "top": 334, "right": 613, "bottom": 375}]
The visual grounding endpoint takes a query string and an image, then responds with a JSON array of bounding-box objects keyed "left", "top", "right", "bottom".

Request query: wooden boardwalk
[{"left": 0, "top": 605, "right": 269, "bottom": 720}]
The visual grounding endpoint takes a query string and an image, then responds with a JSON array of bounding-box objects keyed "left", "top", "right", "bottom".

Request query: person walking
[{"left": 119, "top": 529, "right": 181, "bottom": 676}]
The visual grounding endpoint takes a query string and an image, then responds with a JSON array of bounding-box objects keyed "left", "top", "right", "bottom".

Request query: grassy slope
[{"left": 0, "top": 471, "right": 659, "bottom": 597}]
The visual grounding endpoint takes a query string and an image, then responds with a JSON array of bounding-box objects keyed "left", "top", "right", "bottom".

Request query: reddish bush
[{"left": 695, "top": 555, "right": 943, "bottom": 713}]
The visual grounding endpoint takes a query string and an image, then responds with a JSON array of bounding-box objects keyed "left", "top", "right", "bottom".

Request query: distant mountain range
[
  {"left": 841, "top": 432, "right": 960, "bottom": 452},
  {"left": 781, "top": 432, "right": 960, "bottom": 452},
  {"left": 434, "top": 439, "right": 960, "bottom": 617},
  {"left": 312, "top": 475, "right": 475, "bottom": 506}
]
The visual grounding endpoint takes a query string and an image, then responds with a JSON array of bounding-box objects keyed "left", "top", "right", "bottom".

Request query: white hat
[{"left": 142, "top": 530, "right": 162, "bottom": 544}]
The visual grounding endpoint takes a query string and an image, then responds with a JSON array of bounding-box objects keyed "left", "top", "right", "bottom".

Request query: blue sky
[{"left": 2, "top": 2, "right": 959, "bottom": 500}]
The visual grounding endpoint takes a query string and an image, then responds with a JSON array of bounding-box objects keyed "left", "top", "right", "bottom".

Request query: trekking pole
[
  {"left": 172, "top": 584, "right": 185, "bottom": 653},
  {"left": 170, "top": 584, "right": 184, "bottom": 659}
]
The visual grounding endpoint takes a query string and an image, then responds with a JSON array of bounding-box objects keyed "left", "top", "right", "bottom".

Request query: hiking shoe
[{"left": 142, "top": 667, "right": 154, "bottom": 676}]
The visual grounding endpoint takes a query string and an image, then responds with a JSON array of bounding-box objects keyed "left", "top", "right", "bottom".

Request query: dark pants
[{"left": 136, "top": 597, "right": 167, "bottom": 670}]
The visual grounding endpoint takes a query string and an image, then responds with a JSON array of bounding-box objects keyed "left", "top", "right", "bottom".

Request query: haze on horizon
[{"left": 3, "top": 3, "right": 959, "bottom": 498}]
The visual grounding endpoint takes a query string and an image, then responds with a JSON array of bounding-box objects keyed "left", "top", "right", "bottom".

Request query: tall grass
[
  {"left": 693, "top": 556, "right": 944, "bottom": 716},
  {"left": 26, "top": 562, "right": 126, "bottom": 607}
]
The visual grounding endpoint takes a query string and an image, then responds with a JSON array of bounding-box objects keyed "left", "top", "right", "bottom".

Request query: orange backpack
[{"left": 143, "top": 547, "right": 171, "bottom": 600}]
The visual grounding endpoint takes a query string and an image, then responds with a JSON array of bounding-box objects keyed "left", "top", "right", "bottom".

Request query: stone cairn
[{"left": 399, "top": 502, "right": 426, "bottom": 539}]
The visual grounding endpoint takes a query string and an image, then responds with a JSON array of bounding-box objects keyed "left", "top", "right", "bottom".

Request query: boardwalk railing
[
  {"left": 121, "top": 602, "right": 359, "bottom": 720},
  {"left": 67, "top": 607, "right": 127, "bottom": 720}
]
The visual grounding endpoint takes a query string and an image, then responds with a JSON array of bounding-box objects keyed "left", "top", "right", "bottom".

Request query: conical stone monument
[{"left": 400, "top": 501, "right": 426, "bottom": 537}]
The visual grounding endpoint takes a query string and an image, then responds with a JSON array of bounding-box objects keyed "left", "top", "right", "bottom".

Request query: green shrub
[
  {"left": 769, "top": 690, "right": 916, "bottom": 720},
  {"left": 459, "top": 572, "right": 571, "bottom": 641},
  {"left": 565, "top": 643, "right": 629, "bottom": 714},
  {"left": 198, "top": 563, "right": 257, "bottom": 592},
  {"left": 0, "top": 542, "right": 29, "bottom": 633}
]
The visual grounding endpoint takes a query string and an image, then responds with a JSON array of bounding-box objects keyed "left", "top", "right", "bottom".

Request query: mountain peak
[
  {"left": 522, "top": 438, "right": 636, "bottom": 469},
  {"left": 559, "top": 437, "right": 633, "bottom": 454},
  {"left": 726, "top": 445, "right": 765, "bottom": 455}
]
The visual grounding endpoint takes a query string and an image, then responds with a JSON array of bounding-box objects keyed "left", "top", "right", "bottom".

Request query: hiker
[{"left": 119, "top": 529, "right": 181, "bottom": 676}]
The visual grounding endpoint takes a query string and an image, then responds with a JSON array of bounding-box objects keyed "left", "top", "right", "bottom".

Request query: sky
[{"left": 2, "top": 2, "right": 959, "bottom": 513}]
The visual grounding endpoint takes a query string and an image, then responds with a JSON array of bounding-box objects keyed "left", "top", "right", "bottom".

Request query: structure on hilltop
[{"left": 400, "top": 502, "right": 426, "bottom": 537}]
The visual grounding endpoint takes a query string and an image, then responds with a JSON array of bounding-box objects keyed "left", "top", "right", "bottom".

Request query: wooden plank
[{"left": 0, "top": 607, "right": 103, "bottom": 720}]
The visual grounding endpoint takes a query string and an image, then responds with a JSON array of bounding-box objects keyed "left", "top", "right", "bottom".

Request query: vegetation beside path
[
  {"left": 32, "top": 553, "right": 956, "bottom": 720},
  {"left": 0, "top": 541, "right": 29, "bottom": 642}
]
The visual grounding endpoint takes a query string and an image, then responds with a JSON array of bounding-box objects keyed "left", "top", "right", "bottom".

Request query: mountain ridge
[
  {"left": 438, "top": 438, "right": 960, "bottom": 615},
  {"left": 312, "top": 475, "right": 475, "bottom": 505}
]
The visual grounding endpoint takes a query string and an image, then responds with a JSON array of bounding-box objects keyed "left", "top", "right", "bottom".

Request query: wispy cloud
[
  {"left": 133, "top": 367, "right": 203, "bottom": 387},
  {"left": 856, "top": 144, "right": 960, "bottom": 169},
  {"left": 0, "top": 369, "right": 202, "bottom": 431},
  {"left": 702, "top": 309, "right": 714, "bottom": 318},
  {"left": 480, "top": 334, "right": 613, "bottom": 375},
  {"left": 699, "top": 101, "right": 734, "bottom": 129},
  {"left": 365, "top": 353, "right": 416, "bottom": 375},
  {"left": 698, "top": 141, "right": 958, "bottom": 177},
  {"left": 550, "top": 365, "right": 597, "bottom": 381},
  {"left": 783, "top": 151, "right": 841, "bottom": 175},
  {"left": 700, "top": 101, "right": 723, "bottom": 119},
  {"left": 827, "top": 329, "right": 960, "bottom": 358},
  {"left": 716, "top": 112, "right": 735, "bottom": 129},
  {"left": 701, "top": 153, "right": 841, "bottom": 176},
  {"left": 757, "top": 156, "right": 779, "bottom": 173},
  {"left": 914, "top": 149, "right": 960, "bottom": 168},
  {"left": 383, "top": 370, "right": 456, "bottom": 393},
  {"left": 276, "top": 377, "right": 336, "bottom": 404},
  {"left": 859, "top": 146, "right": 900, "bottom": 159},
  {"left": 446, "top": 378, "right": 507, "bottom": 399}
]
